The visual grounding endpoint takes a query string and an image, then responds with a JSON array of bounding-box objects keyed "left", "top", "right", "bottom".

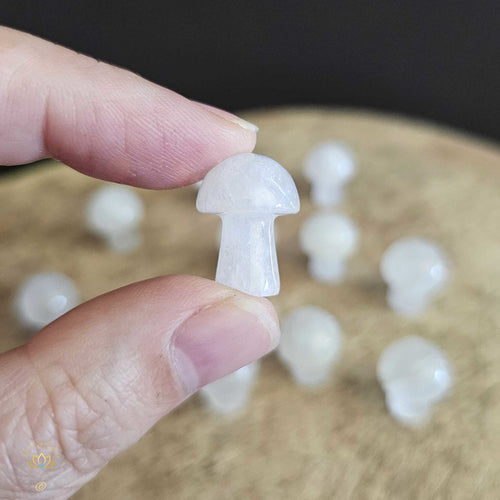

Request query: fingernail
[
  {"left": 170, "top": 295, "right": 279, "bottom": 393},
  {"left": 228, "top": 116, "right": 259, "bottom": 132},
  {"left": 194, "top": 101, "right": 259, "bottom": 132}
]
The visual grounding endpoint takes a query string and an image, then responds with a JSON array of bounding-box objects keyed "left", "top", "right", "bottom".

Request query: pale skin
[{"left": 0, "top": 27, "right": 280, "bottom": 499}]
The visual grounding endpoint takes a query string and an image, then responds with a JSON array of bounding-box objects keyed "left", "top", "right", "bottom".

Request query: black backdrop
[{"left": 1, "top": 0, "right": 499, "bottom": 148}]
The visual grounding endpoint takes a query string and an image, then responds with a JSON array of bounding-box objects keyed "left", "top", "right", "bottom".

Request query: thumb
[{"left": 0, "top": 275, "right": 279, "bottom": 499}]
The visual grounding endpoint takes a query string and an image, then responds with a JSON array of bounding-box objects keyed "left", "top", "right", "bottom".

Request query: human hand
[{"left": 0, "top": 27, "right": 280, "bottom": 499}]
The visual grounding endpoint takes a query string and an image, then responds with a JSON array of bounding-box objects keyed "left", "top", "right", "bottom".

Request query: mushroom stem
[
  {"left": 311, "top": 182, "right": 343, "bottom": 206},
  {"left": 308, "top": 256, "right": 346, "bottom": 283},
  {"left": 106, "top": 229, "right": 141, "bottom": 254},
  {"left": 385, "top": 394, "right": 431, "bottom": 427},
  {"left": 387, "top": 287, "right": 429, "bottom": 317},
  {"left": 290, "top": 364, "right": 331, "bottom": 387},
  {"left": 216, "top": 214, "right": 279, "bottom": 296}
]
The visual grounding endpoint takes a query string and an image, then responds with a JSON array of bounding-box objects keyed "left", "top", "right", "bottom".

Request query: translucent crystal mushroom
[
  {"left": 278, "top": 306, "right": 343, "bottom": 387},
  {"left": 86, "top": 185, "right": 144, "bottom": 253},
  {"left": 380, "top": 237, "right": 449, "bottom": 316},
  {"left": 14, "top": 272, "right": 80, "bottom": 332},
  {"left": 199, "top": 362, "right": 260, "bottom": 414},
  {"left": 215, "top": 220, "right": 280, "bottom": 247},
  {"left": 303, "top": 141, "right": 356, "bottom": 207},
  {"left": 197, "top": 153, "right": 300, "bottom": 296},
  {"left": 377, "top": 336, "right": 453, "bottom": 427},
  {"left": 299, "top": 212, "right": 358, "bottom": 283}
]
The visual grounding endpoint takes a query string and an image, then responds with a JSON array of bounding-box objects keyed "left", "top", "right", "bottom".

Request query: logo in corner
[
  {"left": 22, "top": 441, "right": 59, "bottom": 471},
  {"left": 35, "top": 481, "right": 47, "bottom": 492},
  {"left": 28, "top": 452, "right": 55, "bottom": 469}
]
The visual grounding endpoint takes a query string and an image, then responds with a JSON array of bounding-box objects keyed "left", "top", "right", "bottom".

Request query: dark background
[{"left": 1, "top": 0, "right": 499, "bottom": 172}]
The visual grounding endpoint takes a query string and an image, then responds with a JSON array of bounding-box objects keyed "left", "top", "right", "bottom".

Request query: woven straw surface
[{"left": 1, "top": 108, "right": 499, "bottom": 499}]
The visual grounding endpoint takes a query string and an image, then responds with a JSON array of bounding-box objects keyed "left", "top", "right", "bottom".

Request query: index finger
[{"left": 0, "top": 26, "right": 258, "bottom": 188}]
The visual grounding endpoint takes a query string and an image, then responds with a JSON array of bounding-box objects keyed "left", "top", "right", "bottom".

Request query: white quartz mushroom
[
  {"left": 86, "top": 185, "right": 144, "bottom": 253},
  {"left": 303, "top": 141, "right": 356, "bottom": 207},
  {"left": 192, "top": 180, "right": 203, "bottom": 191},
  {"left": 299, "top": 212, "right": 358, "bottom": 283},
  {"left": 197, "top": 153, "right": 300, "bottom": 296},
  {"left": 14, "top": 272, "right": 80, "bottom": 332},
  {"left": 377, "top": 335, "right": 453, "bottom": 427},
  {"left": 199, "top": 362, "right": 260, "bottom": 414},
  {"left": 278, "top": 306, "right": 343, "bottom": 387},
  {"left": 380, "top": 237, "right": 449, "bottom": 316}
]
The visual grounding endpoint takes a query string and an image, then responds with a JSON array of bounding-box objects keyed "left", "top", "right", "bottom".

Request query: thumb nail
[
  {"left": 193, "top": 101, "right": 259, "bottom": 132},
  {"left": 170, "top": 295, "right": 279, "bottom": 393}
]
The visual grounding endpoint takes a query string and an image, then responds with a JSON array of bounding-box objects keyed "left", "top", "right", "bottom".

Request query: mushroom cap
[
  {"left": 196, "top": 153, "right": 300, "bottom": 215},
  {"left": 199, "top": 362, "right": 260, "bottom": 414},
  {"left": 299, "top": 212, "right": 358, "bottom": 259},
  {"left": 278, "top": 306, "right": 343, "bottom": 368},
  {"left": 86, "top": 185, "right": 144, "bottom": 235},
  {"left": 15, "top": 272, "right": 80, "bottom": 331},
  {"left": 380, "top": 237, "right": 449, "bottom": 291},
  {"left": 303, "top": 141, "right": 356, "bottom": 183},
  {"left": 377, "top": 335, "right": 453, "bottom": 404}
]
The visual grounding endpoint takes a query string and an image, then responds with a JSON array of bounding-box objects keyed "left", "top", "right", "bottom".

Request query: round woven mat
[{"left": 1, "top": 108, "right": 499, "bottom": 499}]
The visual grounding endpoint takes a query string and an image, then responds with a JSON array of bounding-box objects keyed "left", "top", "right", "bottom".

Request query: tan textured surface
[{"left": 1, "top": 108, "right": 500, "bottom": 499}]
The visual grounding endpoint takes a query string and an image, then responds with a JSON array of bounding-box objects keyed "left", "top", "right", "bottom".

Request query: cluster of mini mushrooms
[
  {"left": 13, "top": 144, "right": 452, "bottom": 427},
  {"left": 195, "top": 146, "right": 452, "bottom": 426}
]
